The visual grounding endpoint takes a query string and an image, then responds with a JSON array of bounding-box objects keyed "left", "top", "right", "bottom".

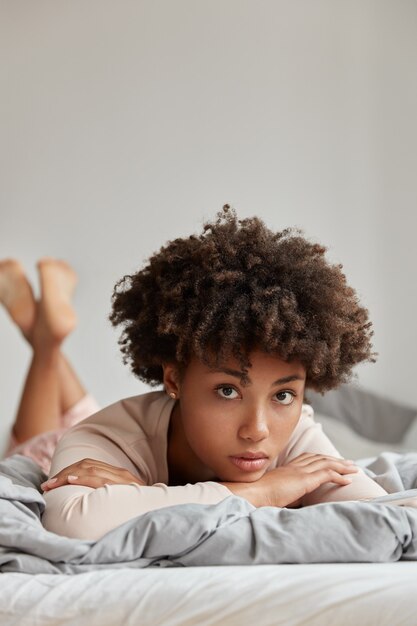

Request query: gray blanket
[{"left": 1, "top": 453, "right": 417, "bottom": 574}]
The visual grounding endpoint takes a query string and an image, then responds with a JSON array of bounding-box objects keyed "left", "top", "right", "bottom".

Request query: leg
[
  {"left": 57, "top": 352, "right": 87, "bottom": 415},
  {"left": 3, "top": 258, "right": 78, "bottom": 443},
  {"left": 12, "top": 340, "right": 62, "bottom": 443},
  {"left": 35, "top": 259, "right": 88, "bottom": 415},
  {"left": 0, "top": 258, "right": 86, "bottom": 416}
]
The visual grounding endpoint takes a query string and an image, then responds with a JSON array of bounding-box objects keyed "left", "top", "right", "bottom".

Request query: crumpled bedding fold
[{"left": 1, "top": 453, "right": 417, "bottom": 574}]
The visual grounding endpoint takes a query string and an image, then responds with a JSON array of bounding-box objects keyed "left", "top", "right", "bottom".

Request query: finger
[
  {"left": 294, "top": 455, "right": 357, "bottom": 468},
  {"left": 317, "top": 468, "right": 356, "bottom": 484},
  {"left": 304, "top": 459, "right": 359, "bottom": 475},
  {"left": 292, "top": 452, "right": 345, "bottom": 462},
  {"left": 40, "top": 468, "right": 81, "bottom": 490},
  {"left": 42, "top": 474, "right": 119, "bottom": 491},
  {"left": 303, "top": 461, "right": 359, "bottom": 475},
  {"left": 41, "top": 465, "right": 124, "bottom": 490},
  {"left": 40, "top": 459, "right": 91, "bottom": 490},
  {"left": 41, "top": 462, "right": 141, "bottom": 491},
  {"left": 65, "top": 474, "right": 142, "bottom": 488},
  {"left": 301, "top": 469, "right": 351, "bottom": 495},
  {"left": 300, "top": 453, "right": 355, "bottom": 463},
  {"left": 41, "top": 474, "right": 83, "bottom": 490},
  {"left": 65, "top": 475, "right": 117, "bottom": 488},
  {"left": 328, "top": 473, "right": 354, "bottom": 485},
  {"left": 40, "top": 458, "right": 130, "bottom": 490}
]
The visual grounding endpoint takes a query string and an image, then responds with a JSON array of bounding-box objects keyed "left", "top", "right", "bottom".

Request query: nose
[{"left": 238, "top": 408, "right": 269, "bottom": 442}]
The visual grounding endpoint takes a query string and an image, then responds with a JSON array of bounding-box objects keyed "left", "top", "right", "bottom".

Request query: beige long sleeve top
[{"left": 42, "top": 390, "right": 387, "bottom": 540}]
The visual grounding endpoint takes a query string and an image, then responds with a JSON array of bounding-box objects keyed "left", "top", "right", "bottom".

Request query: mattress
[{"left": 1, "top": 563, "right": 417, "bottom": 626}]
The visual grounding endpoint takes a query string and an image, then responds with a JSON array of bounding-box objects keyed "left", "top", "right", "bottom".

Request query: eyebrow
[{"left": 209, "top": 368, "right": 304, "bottom": 386}]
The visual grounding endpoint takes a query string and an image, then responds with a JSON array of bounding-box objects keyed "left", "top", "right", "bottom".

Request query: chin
[
  {"left": 240, "top": 472, "right": 266, "bottom": 482},
  {"left": 219, "top": 469, "right": 266, "bottom": 483}
]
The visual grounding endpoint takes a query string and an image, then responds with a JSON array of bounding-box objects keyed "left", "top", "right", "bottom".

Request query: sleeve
[
  {"left": 41, "top": 428, "right": 233, "bottom": 541},
  {"left": 282, "top": 411, "right": 388, "bottom": 507}
]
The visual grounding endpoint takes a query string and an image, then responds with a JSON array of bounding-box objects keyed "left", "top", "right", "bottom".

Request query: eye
[
  {"left": 275, "top": 391, "right": 295, "bottom": 405},
  {"left": 216, "top": 386, "right": 239, "bottom": 400}
]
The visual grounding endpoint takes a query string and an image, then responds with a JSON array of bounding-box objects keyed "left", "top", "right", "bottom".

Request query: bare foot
[
  {"left": 0, "top": 259, "right": 36, "bottom": 337},
  {"left": 33, "top": 258, "right": 78, "bottom": 345}
]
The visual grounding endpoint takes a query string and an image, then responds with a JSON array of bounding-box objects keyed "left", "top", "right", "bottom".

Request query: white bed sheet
[{"left": 1, "top": 562, "right": 416, "bottom": 626}]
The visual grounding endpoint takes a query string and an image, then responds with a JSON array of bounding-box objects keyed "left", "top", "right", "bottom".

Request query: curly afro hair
[{"left": 109, "top": 205, "right": 376, "bottom": 392}]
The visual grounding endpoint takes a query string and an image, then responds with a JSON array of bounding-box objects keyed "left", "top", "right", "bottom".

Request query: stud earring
[{"left": 169, "top": 391, "right": 177, "bottom": 399}]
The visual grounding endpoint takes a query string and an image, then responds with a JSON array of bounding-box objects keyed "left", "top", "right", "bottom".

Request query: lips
[
  {"left": 233, "top": 451, "right": 268, "bottom": 460},
  {"left": 229, "top": 455, "right": 269, "bottom": 472}
]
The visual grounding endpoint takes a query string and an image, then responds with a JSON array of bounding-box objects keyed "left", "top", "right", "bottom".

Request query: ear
[{"left": 162, "top": 363, "right": 181, "bottom": 397}]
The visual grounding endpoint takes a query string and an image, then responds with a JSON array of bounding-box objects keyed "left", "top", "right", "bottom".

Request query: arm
[
  {"left": 42, "top": 480, "right": 232, "bottom": 541},
  {"left": 220, "top": 411, "right": 390, "bottom": 509},
  {"left": 42, "top": 428, "right": 232, "bottom": 541},
  {"left": 286, "top": 415, "right": 388, "bottom": 507}
]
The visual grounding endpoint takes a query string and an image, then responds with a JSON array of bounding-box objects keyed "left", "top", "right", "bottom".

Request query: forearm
[
  {"left": 220, "top": 481, "right": 304, "bottom": 508},
  {"left": 220, "top": 467, "right": 389, "bottom": 509},
  {"left": 219, "top": 481, "right": 264, "bottom": 507},
  {"left": 301, "top": 467, "right": 388, "bottom": 507},
  {"left": 43, "top": 480, "right": 233, "bottom": 541}
]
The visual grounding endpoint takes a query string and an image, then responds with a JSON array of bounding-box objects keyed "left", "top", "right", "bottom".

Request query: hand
[
  {"left": 40, "top": 458, "right": 146, "bottom": 491},
  {"left": 221, "top": 453, "right": 359, "bottom": 508}
]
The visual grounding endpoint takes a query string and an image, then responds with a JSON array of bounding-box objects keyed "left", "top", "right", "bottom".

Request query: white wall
[{"left": 1, "top": 0, "right": 417, "bottom": 454}]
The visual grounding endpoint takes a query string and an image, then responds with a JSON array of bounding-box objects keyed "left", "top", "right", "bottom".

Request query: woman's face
[{"left": 164, "top": 350, "right": 306, "bottom": 484}]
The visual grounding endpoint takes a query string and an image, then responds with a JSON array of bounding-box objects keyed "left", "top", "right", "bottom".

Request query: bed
[
  {"left": 1, "top": 383, "right": 417, "bottom": 626},
  {"left": 2, "top": 563, "right": 417, "bottom": 626}
]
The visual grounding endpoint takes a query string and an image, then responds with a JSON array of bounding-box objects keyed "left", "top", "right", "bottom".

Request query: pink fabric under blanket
[{"left": 3, "top": 394, "right": 100, "bottom": 475}]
